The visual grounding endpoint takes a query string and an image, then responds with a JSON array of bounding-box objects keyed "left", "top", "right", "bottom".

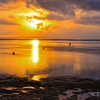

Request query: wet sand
[{"left": 0, "top": 75, "right": 100, "bottom": 100}]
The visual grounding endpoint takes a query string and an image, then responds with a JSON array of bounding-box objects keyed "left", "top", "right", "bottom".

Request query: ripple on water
[
  {"left": 22, "top": 86, "right": 35, "bottom": 90},
  {"left": 1, "top": 87, "right": 17, "bottom": 90}
]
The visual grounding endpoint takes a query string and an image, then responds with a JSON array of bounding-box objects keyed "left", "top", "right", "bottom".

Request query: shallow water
[{"left": 0, "top": 40, "right": 100, "bottom": 79}]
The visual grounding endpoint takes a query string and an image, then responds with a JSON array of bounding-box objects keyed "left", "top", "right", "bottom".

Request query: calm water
[{"left": 0, "top": 40, "right": 100, "bottom": 80}]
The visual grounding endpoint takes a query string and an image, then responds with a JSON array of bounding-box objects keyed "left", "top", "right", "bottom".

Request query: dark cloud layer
[
  {"left": 1, "top": 0, "right": 100, "bottom": 12},
  {"left": 26, "top": 0, "right": 100, "bottom": 13},
  {"left": 75, "top": 16, "right": 100, "bottom": 25},
  {"left": 0, "top": 0, "right": 25, "bottom": 4},
  {"left": 26, "top": 0, "right": 75, "bottom": 16},
  {"left": 46, "top": 13, "right": 66, "bottom": 21},
  {"left": 0, "top": 19, "right": 19, "bottom": 25},
  {"left": 0, "top": 0, "right": 9, "bottom": 4},
  {"left": 25, "top": 0, "right": 100, "bottom": 24}
]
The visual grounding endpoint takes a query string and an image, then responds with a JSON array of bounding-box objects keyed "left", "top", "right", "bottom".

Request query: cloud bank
[
  {"left": 23, "top": 0, "right": 100, "bottom": 25},
  {"left": 0, "top": 19, "right": 19, "bottom": 25},
  {"left": 0, "top": 0, "right": 100, "bottom": 39}
]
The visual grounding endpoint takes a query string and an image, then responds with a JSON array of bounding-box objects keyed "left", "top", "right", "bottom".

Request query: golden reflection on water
[
  {"left": 74, "top": 53, "right": 81, "bottom": 72},
  {"left": 32, "top": 74, "right": 48, "bottom": 81},
  {"left": 40, "top": 87, "right": 44, "bottom": 89},
  {"left": 22, "top": 86, "right": 35, "bottom": 89},
  {"left": 0, "top": 40, "right": 86, "bottom": 79},
  {"left": 22, "top": 90, "right": 27, "bottom": 93},
  {"left": 32, "top": 40, "right": 39, "bottom": 63}
]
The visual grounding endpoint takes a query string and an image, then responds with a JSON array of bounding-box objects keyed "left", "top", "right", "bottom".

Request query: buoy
[
  {"left": 13, "top": 52, "right": 15, "bottom": 55},
  {"left": 69, "top": 43, "right": 71, "bottom": 46}
]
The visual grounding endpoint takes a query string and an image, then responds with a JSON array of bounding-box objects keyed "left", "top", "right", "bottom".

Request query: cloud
[
  {"left": 0, "top": 0, "right": 9, "bottom": 4},
  {"left": 42, "top": 25, "right": 51, "bottom": 31},
  {"left": 9, "top": 15, "right": 15, "bottom": 18},
  {"left": 1, "top": 0, "right": 100, "bottom": 13},
  {"left": 75, "top": 15, "right": 100, "bottom": 26},
  {"left": 25, "top": 0, "right": 100, "bottom": 16},
  {"left": 46, "top": 12, "right": 75, "bottom": 21},
  {"left": 25, "top": 12, "right": 74, "bottom": 21},
  {"left": 26, "top": 0, "right": 75, "bottom": 16},
  {"left": 0, "top": 19, "right": 19, "bottom": 25},
  {"left": 32, "top": 16, "right": 46, "bottom": 20},
  {"left": 37, "top": 0, "right": 75, "bottom": 15},
  {"left": 79, "top": 0, "right": 100, "bottom": 11},
  {"left": 0, "top": 0, "right": 25, "bottom": 11},
  {"left": 1, "top": 0, "right": 100, "bottom": 26},
  {"left": 61, "top": 0, "right": 100, "bottom": 11},
  {"left": 36, "top": 22, "right": 43, "bottom": 29},
  {"left": 0, "top": 6, "right": 18, "bottom": 11},
  {"left": 46, "top": 13, "right": 66, "bottom": 21},
  {"left": 0, "top": 0, "right": 25, "bottom": 4},
  {"left": 26, "top": 14, "right": 66, "bottom": 21}
]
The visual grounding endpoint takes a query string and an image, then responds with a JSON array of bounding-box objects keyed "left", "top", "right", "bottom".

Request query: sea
[
  {"left": 0, "top": 39, "right": 100, "bottom": 79},
  {"left": 0, "top": 39, "right": 100, "bottom": 99}
]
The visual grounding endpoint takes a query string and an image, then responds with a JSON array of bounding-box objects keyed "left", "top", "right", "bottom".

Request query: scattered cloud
[
  {"left": 46, "top": 12, "right": 74, "bottom": 21},
  {"left": 9, "top": 15, "right": 15, "bottom": 18},
  {"left": 0, "top": 0, "right": 9, "bottom": 4},
  {"left": 46, "top": 13, "right": 65, "bottom": 21},
  {"left": 36, "top": 22, "right": 43, "bottom": 29},
  {"left": 24, "top": 12, "right": 74, "bottom": 22},
  {"left": 0, "top": 19, "right": 19, "bottom": 25}
]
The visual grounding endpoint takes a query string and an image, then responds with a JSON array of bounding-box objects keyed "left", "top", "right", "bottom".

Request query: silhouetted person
[{"left": 43, "top": 47, "right": 44, "bottom": 49}]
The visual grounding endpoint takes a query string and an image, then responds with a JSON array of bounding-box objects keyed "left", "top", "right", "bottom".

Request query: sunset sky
[{"left": 0, "top": 0, "right": 100, "bottom": 39}]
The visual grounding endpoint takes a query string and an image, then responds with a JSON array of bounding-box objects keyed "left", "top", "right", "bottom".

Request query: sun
[{"left": 29, "top": 19, "right": 43, "bottom": 28}]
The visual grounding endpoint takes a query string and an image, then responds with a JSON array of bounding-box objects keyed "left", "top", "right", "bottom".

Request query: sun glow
[{"left": 29, "top": 19, "right": 43, "bottom": 28}]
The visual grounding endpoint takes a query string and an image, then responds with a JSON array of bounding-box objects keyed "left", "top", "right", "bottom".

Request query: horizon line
[{"left": 0, "top": 39, "right": 100, "bottom": 41}]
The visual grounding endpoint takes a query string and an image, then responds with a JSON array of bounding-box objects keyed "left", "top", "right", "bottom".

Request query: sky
[{"left": 0, "top": 0, "right": 100, "bottom": 39}]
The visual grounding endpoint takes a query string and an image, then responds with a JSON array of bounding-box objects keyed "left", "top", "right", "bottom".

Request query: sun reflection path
[{"left": 32, "top": 40, "right": 39, "bottom": 63}]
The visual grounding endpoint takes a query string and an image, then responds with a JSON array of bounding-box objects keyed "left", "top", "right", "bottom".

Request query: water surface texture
[{"left": 0, "top": 40, "right": 100, "bottom": 80}]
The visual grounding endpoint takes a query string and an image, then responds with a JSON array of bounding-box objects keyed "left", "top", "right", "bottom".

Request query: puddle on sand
[
  {"left": 12, "top": 93, "right": 19, "bottom": 95},
  {"left": 22, "top": 90, "right": 27, "bottom": 94},
  {"left": 59, "top": 88, "right": 100, "bottom": 100},
  {"left": 1, "top": 87, "right": 17, "bottom": 90},
  {"left": 0, "top": 93, "right": 12, "bottom": 97},
  {"left": 22, "top": 86, "right": 35, "bottom": 90},
  {"left": 40, "top": 87, "right": 44, "bottom": 89}
]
